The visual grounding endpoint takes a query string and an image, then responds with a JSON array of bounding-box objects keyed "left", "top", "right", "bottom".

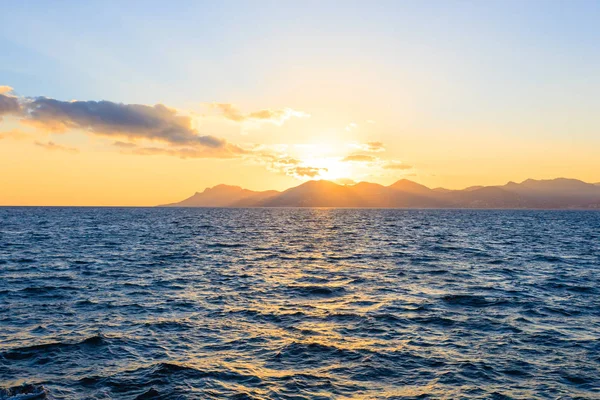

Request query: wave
[
  {"left": 412, "top": 316, "right": 457, "bottom": 326},
  {"left": 324, "top": 312, "right": 364, "bottom": 322},
  {"left": 286, "top": 284, "right": 347, "bottom": 297},
  {"left": 151, "top": 362, "right": 262, "bottom": 384},
  {"left": 273, "top": 342, "right": 363, "bottom": 364},
  {"left": 441, "top": 294, "right": 511, "bottom": 308},
  {"left": 19, "top": 286, "right": 71, "bottom": 295},
  {"left": 532, "top": 254, "right": 565, "bottom": 263},
  {"left": 206, "top": 242, "right": 246, "bottom": 248},
  {"left": 0, "top": 384, "right": 50, "bottom": 400},
  {"left": 142, "top": 319, "right": 195, "bottom": 331},
  {"left": 134, "top": 388, "right": 160, "bottom": 399},
  {"left": 1, "top": 334, "right": 107, "bottom": 361},
  {"left": 79, "top": 362, "right": 263, "bottom": 393}
]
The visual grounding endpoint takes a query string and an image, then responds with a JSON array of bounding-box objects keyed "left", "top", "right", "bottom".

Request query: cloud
[
  {"left": 23, "top": 98, "right": 225, "bottom": 147},
  {"left": 348, "top": 141, "right": 385, "bottom": 152},
  {"left": 212, "top": 103, "right": 245, "bottom": 122},
  {"left": 0, "top": 93, "right": 21, "bottom": 120},
  {"left": 112, "top": 141, "right": 138, "bottom": 148},
  {"left": 249, "top": 148, "right": 300, "bottom": 167},
  {"left": 213, "top": 103, "right": 310, "bottom": 125},
  {"left": 345, "top": 122, "right": 358, "bottom": 132},
  {"left": 114, "top": 142, "right": 246, "bottom": 159},
  {"left": 0, "top": 129, "right": 29, "bottom": 140},
  {"left": 288, "top": 166, "right": 327, "bottom": 178},
  {"left": 0, "top": 86, "right": 15, "bottom": 95},
  {"left": 0, "top": 87, "right": 247, "bottom": 159},
  {"left": 366, "top": 141, "right": 385, "bottom": 152},
  {"left": 342, "top": 154, "right": 376, "bottom": 162},
  {"left": 250, "top": 149, "right": 328, "bottom": 179},
  {"left": 383, "top": 162, "right": 413, "bottom": 170},
  {"left": 273, "top": 156, "right": 301, "bottom": 166},
  {"left": 35, "top": 141, "right": 79, "bottom": 154},
  {"left": 132, "top": 147, "right": 239, "bottom": 159}
]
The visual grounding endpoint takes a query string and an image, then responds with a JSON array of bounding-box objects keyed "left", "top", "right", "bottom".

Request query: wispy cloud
[
  {"left": 213, "top": 103, "right": 310, "bottom": 126},
  {"left": 342, "top": 154, "right": 376, "bottom": 162},
  {"left": 113, "top": 142, "right": 246, "bottom": 159},
  {"left": 0, "top": 129, "right": 29, "bottom": 140},
  {"left": 35, "top": 141, "right": 79, "bottom": 154},
  {"left": 112, "top": 141, "right": 138, "bottom": 149},
  {"left": 345, "top": 122, "right": 358, "bottom": 132},
  {"left": 288, "top": 166, "right": 327, "bottom": 178},
  {"left": 383, "top": 161, "right": 412, "bottom": 170},
  {"left": 348, "top": 141, "right": 385, "bottom": 152},
  {"left": 248, "top": 147, "right": 329, "bottom": 180}
]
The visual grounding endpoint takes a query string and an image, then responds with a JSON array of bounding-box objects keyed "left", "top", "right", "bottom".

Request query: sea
[{"left": 0, "top": 207, "right": 599, "bottom": 399}]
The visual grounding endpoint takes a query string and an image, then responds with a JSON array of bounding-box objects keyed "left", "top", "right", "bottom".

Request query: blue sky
[{"left": 3, "top": 0, "right": 599, "bottom": 107}]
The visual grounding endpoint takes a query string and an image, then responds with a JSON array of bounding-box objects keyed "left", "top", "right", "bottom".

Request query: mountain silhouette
[
  {"left": 160, "top": 184, "right": 278, "bottom": 207},
  {"left": 160, "top": 178, "right": 600, "bottom": 209}
]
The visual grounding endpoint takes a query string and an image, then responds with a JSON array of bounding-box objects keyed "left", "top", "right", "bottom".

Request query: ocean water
[{"left": 0, "top": 208, "right": 599, "bottom": 400}]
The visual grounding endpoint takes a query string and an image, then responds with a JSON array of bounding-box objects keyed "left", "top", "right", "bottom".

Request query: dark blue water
[{"left": 0, "top": 208, "right": 599, "bottom": 399}]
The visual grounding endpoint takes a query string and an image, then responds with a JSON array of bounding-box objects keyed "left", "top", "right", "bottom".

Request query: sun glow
[
  {"left": 291, "top": 142, "right": 357, "bottom": 181},
  {"left": 300, "top": 156, "right": 354, "bottom": 181}
]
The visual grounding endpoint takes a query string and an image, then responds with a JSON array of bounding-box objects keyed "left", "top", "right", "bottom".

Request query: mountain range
[{"left": 160, "top": 178, "right": 600, "bottom": 209}]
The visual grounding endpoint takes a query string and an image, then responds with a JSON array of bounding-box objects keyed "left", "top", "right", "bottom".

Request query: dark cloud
[
  {"left": 23, "top": 98, "right": 224, "bottom": 147},
  {"left": 0, "top": 94, "right": 21, "bottom": 119},
  {"left": 342, "top": 154, "right": 376, "bottom": 162}
]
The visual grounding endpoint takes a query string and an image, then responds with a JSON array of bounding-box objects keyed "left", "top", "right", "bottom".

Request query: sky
[{"left": 1, "top": 0, "right": 599, "bottom": 206}]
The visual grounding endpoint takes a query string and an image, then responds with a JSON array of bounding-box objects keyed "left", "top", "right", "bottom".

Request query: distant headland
[{"left": 160, "top": 178, "right": 600, "bottom": 209}]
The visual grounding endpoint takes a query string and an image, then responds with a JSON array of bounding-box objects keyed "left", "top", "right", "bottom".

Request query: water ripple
[{"left": 0, "top": 207, "right": 599, "bottom": 399}]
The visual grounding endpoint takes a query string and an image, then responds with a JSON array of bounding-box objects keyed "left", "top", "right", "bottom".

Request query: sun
[
  {"left": 293, "top": 155, "right": 354, "bottom": 182},
  {"left": 315, "top": 157, "right": 353, "bottom": 181},
  {"left": 291, "top": 142, "right": 364, "bottom": 182}
]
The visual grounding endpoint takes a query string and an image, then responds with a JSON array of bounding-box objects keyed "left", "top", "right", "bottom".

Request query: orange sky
[{"left": 1, "top": 102, "right": 599, "bottom": 206}]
